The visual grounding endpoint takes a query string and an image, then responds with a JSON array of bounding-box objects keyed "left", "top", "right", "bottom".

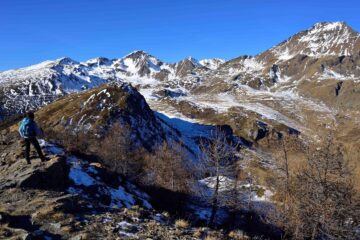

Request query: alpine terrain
[{"left": 0, "top": 21, "right": 359, "bottom": 239}]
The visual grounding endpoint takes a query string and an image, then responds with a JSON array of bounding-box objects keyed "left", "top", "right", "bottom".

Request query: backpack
[{"left": 19, "top": 118, "right": 36, "bottom": 138}]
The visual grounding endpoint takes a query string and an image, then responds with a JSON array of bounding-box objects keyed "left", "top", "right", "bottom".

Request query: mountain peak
[
  {"left": 306, "top": 21, "right": 357, "bottom": 36},
  {"left": 85, "top": 57, "right": 111, "bottom": 66},
  {"left": 311, "top": 21, "right": 350, "bottom": 31},
  {"left": 258, "top": 21, "right": 360, "bottom": 62},
  {"left": 54, "top": 57, "right": 79, "bottom": 66},
  {"left": 186, "top": 57, "right": 201, "bottom": 65},
  {"left": 314, "top": 21, "right": 345, "bottom": 27},
  {"left": 124, "top": 50, "right": 151, "bottom": 59}
]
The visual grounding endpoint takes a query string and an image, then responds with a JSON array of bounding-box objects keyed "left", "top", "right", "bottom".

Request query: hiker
[{"left": 18, "top": 112, "right": 47, "bottom": 164}]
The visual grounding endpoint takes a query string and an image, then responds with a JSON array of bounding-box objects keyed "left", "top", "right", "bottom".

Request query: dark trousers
[{"left": 25, "top": 137, "right": 45, "bottom": 161}]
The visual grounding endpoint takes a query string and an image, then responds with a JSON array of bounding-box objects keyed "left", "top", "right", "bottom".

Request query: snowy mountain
[
  {"left": 0, "top": 22, "right": 359, "bottom": 150},
  {"left": 199, "top": 58, "right": 225, "bottom": 70},
  {"left": 257, "top": 22, "right": 360, "bottom": 62}
]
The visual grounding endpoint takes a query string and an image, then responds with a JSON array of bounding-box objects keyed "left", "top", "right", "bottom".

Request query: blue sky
[{"left": 1, "top": 0, "right": 359, "bottom": 71}]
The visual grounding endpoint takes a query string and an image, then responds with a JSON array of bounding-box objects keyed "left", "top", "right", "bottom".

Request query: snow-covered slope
[
  {"left": 257, "top": 21, "right": 360, "bottom": 62},
  {"left": 199, "top": 58, "right": 225, "bottom": 70}
]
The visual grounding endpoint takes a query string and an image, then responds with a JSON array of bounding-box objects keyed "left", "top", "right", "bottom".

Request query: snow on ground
[
  {"left": 69, "top": 166, "right": 96, "bottom": 187},
  {"left": 199, "top": 58, "right": 225, "bottom": 70},
  {"left": 275, "top": 47, "right": 295, "bottom": 62},
  {"left": 110, "top": 186, "right": 135, "bottom": 208},
  {"left": 319, "top": 68, "right": 358, "bottom": 81},
  {"left": 197, "top": 175, "right": 274, "bottom": 217},
  {"left": 39, "top": 139, "right": 65, "bottom": 155},
  {"left": 199, "top": 176, "right": 235, "bottom": 192},
  {"left": 190, "top": 176, "right": 274, "bottom": 222},
  {"left": 155, "top": 111, "right": 214, "bottom": 157},
  {"left": 187, "top": 92, "right": 304, "bottom": 131},
  {"left": 199, "top": 176, "right": 273, "bottom": 202},
  {"left": 225, "top": 57, "right": 263, "bottom": 76},
  {"left": 241, "top": 57, "right": 264, "bottom": 72}
]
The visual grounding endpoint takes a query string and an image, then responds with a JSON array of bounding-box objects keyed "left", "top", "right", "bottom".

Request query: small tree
[
  {"left": 274, "top": 135, "right": 359, "bottom": 239},
  {"left": 227, "top": 159, "right": 247, "bottom": 227},
  {"left": 97, "top": 122, "right": 142, "bottom": 179},
  {"left": 142, "top": 141, "right": 193, "bottom": 193},
  {"left": 198, "top": 129, "right": 239, "bottom": 227},
  {"left": 270, "top": 135, "right": 305, "bottom": 239}
]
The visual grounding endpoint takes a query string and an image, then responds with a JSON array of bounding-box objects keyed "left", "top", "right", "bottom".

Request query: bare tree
[
  {"left": 270, "top": 135, "right": 304, "bottom": 231},
  {"left": 97, "top": 122, "right": 142, "bottom": 178},
  {"left": 274, "top": 135, "right": 305, "bottom": 197},
  {"left": 198, "top": 129, "right": 239, "bottom": 227},
  {"left": 142, "top": 141, "right": 193, "bottom": 193},
  {"left": 273, "top": 134, "right": 359, "bottom": 239}
]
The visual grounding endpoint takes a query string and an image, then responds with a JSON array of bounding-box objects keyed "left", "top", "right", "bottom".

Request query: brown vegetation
[
  {"left": 175, "top": 219, "right": 189, "bottom": 229},
  {"left": 96, "top": 122, "right": 144, "bottom": 179},
  {"left": 141, "top": 141, "right": 193, "bottom": 193},
  {"left": 271, "top": 135, "right": 360, "bottom": 239}
]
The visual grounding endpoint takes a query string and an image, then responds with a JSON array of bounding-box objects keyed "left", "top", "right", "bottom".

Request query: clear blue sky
[{"left": 1, "top": 0, "right": 359, "bottom": 71}]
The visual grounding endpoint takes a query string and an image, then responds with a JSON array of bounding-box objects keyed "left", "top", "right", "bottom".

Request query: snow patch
[
  {"left": 69, "top": 167, "right": 96, "bottom": 187},
  {"left": 199, "top": 58, "right": 225, "bottom": 70}
]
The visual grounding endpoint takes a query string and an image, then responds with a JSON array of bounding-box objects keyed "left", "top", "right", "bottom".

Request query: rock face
[{"left": 0, "top": 156, "right": 69, "bottom": 191}]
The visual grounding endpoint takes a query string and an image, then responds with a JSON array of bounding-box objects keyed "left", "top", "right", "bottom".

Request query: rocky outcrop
[
  {"left": 35, "top": 82, "right": 168, "bottom": 150},
  {"left": 0, "top": 156, "right": 69, "bottom": 191},
  {"left": 0, "top": 131, "right": 155, "bottom": 239}
]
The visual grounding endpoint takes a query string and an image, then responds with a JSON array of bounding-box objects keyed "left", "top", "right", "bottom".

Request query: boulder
[{"left": 0, "top": 156, "right": 69, "bottom": 191}]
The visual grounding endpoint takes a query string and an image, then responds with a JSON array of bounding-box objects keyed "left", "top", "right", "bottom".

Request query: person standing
[{"left": 18, "top": 112, "right": 47, "bottom": 164}]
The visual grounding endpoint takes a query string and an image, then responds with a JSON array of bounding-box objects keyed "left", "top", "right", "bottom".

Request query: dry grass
[
  {"left": 35, "top": 84, "right": 130, "bottom": 132},
  {"left": 228, "top": 230, "right": 250, "bottom": 239},
  {"left": 204, "top": 235, "right": 221, "bottom": 240},
  {"left": 192, "top": 228, "right": 203, "bottom": 238},
  {"left": 175, "top": 219, "right": 189, "bottom": 229}
]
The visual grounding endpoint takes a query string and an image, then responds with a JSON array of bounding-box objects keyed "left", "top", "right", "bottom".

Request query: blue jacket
[{"left": 18, "top": 117, "right": 41, "bottom": 138}]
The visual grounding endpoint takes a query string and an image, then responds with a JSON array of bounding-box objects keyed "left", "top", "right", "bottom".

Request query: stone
[{"left": 0, "top": 156, "right": 69, "bottom": 191}]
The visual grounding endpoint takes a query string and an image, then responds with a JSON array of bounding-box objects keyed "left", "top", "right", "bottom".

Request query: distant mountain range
[{"left": 1, "top": 21, "right": 359, "bottom": 151}]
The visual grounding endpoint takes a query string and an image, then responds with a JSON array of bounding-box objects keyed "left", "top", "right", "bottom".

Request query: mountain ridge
[{"left": 1, "top": 21, "right": 359, "bottom": 149}]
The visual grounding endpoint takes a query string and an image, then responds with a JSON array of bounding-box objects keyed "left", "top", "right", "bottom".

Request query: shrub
[
  {"left": 175, "top": 219, "right": 189, "bottom": 229},
  {"left": 96, "top": 122, "right": 144, "bottom": 179},
  {"left": 273, "top": 135, "right": 359, "bottom": 239},
  {"left": 255, "top": 187, "right": 265, "bottom": 198},
  {"left": 141, "top": 141, "right": 193, "bottom": 193}
]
